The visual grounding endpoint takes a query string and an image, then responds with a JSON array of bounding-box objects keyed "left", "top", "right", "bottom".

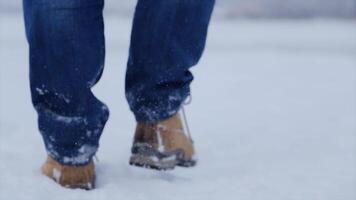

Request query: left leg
[
  {"left": 23, "top": 0, "right": 108, "bottom": 167},
  {"left": 23, "top": 0, "right": 107, "bottom": 189}
]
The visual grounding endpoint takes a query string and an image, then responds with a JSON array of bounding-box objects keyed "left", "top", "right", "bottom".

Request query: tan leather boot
[
  {"left": 41, "top": 156, "right": 95, "bottom": 190},
  {"left": 129, "top": 113, "right": 197, "bottom": 170}
]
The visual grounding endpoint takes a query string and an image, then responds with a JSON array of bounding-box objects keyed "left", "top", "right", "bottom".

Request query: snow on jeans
[{"left": 23, "top": 0, "right": 215, "bottom": 166}]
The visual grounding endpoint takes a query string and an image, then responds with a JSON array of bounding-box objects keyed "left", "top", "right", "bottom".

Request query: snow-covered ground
[{"left": 1, "top": 13, "right": 355, "bottom": 200}]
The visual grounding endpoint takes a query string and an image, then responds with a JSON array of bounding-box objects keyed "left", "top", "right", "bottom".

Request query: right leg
[
  {"left": 23, "top": 0, "right": 108, "bottom": 167},
  {"left": 127, "top": 0, "right": 215, "bottom": 170}
]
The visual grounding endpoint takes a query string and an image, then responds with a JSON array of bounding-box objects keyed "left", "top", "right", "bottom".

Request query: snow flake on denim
[
  {"left": 54, "top": 92, "right": 71, "bottom": 104},
  {"left": 49, "top": 135, "right": 56, "bottom": 142},
  {"left": 35, "top": 88, "right": 45, "bottom": 95},
  {"left": 55, "top": 115, "right": 83, "bottom": 124},
  {"left": 62, "top": 145, "right": 97, "bottom": 165},
  {"left": 35, "top": 85, "right": 71, "bottom": 103},
  {"left": 86, "top": 130, "right": 92, "bottom": 137},
  {"left": 46, "top": 143, "right": 60, "bottom": 158}
]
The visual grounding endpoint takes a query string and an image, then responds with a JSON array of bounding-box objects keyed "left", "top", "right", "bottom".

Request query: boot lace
[{"left": 181, "top": 95, "right": 193, "bottom": 143}]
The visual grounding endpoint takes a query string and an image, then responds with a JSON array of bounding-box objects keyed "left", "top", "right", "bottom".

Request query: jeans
[{"left": 23, "top": 0, "right": 214, "bottom": 166}]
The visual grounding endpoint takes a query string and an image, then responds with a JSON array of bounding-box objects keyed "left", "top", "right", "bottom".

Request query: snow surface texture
[{"left": 1, "top": 14, "right": 356, "bottom": 200}]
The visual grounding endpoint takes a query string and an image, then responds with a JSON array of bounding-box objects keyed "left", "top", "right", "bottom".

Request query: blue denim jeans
[{"left": 23, "top": 0, "right": 214, "bottom": 166}]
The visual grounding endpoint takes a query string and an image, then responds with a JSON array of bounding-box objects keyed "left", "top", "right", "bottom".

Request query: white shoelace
[{"left": 181, "top": 95, "right": 193, "bottom": 143}]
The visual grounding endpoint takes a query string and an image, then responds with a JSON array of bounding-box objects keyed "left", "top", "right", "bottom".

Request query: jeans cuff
[
  {"left": 47, "top": 144, "right": 97, "bottom": 166},
  {"left": 132, "top": 93, "right": 189, "bottom": 123}
]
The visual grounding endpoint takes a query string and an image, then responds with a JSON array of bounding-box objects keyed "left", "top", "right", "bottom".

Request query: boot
[
  {"left": 41, "top": 156, "right": 95, "bottom": 190},
  {"left": 129, "top": 113, "right": 197, "bottom": 170}
]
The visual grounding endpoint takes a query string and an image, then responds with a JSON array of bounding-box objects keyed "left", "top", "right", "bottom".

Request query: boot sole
[
  {"left": 129, "top": 154, "right": 177, "bottom": 170},
  {"left": 129, "top": 143, "right": 197, "bottom": 171}
]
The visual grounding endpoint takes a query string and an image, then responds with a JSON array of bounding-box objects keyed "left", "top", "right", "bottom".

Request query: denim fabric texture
[{"left": 23, "top": 0, "right": 214, "bottom": 165}]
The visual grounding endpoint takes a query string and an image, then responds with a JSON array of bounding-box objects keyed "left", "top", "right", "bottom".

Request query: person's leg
[
  {"left": 127, "top": 0, "right": 215, "bottom": 170},
  {"left": 126, "top": 0, "right": 215, "bottom": 122},
  {"left": 23, "top": 0, "right": 108, "bottom": 166}
]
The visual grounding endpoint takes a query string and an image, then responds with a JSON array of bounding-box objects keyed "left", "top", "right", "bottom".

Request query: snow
[{"left": 1, "top": 13, "right": 356, "bottom": 200}]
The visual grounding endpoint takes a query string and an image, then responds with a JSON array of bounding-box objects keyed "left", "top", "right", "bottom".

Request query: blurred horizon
[{"left": 1, "top": 0, "right": 355, "bottom": 18}]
